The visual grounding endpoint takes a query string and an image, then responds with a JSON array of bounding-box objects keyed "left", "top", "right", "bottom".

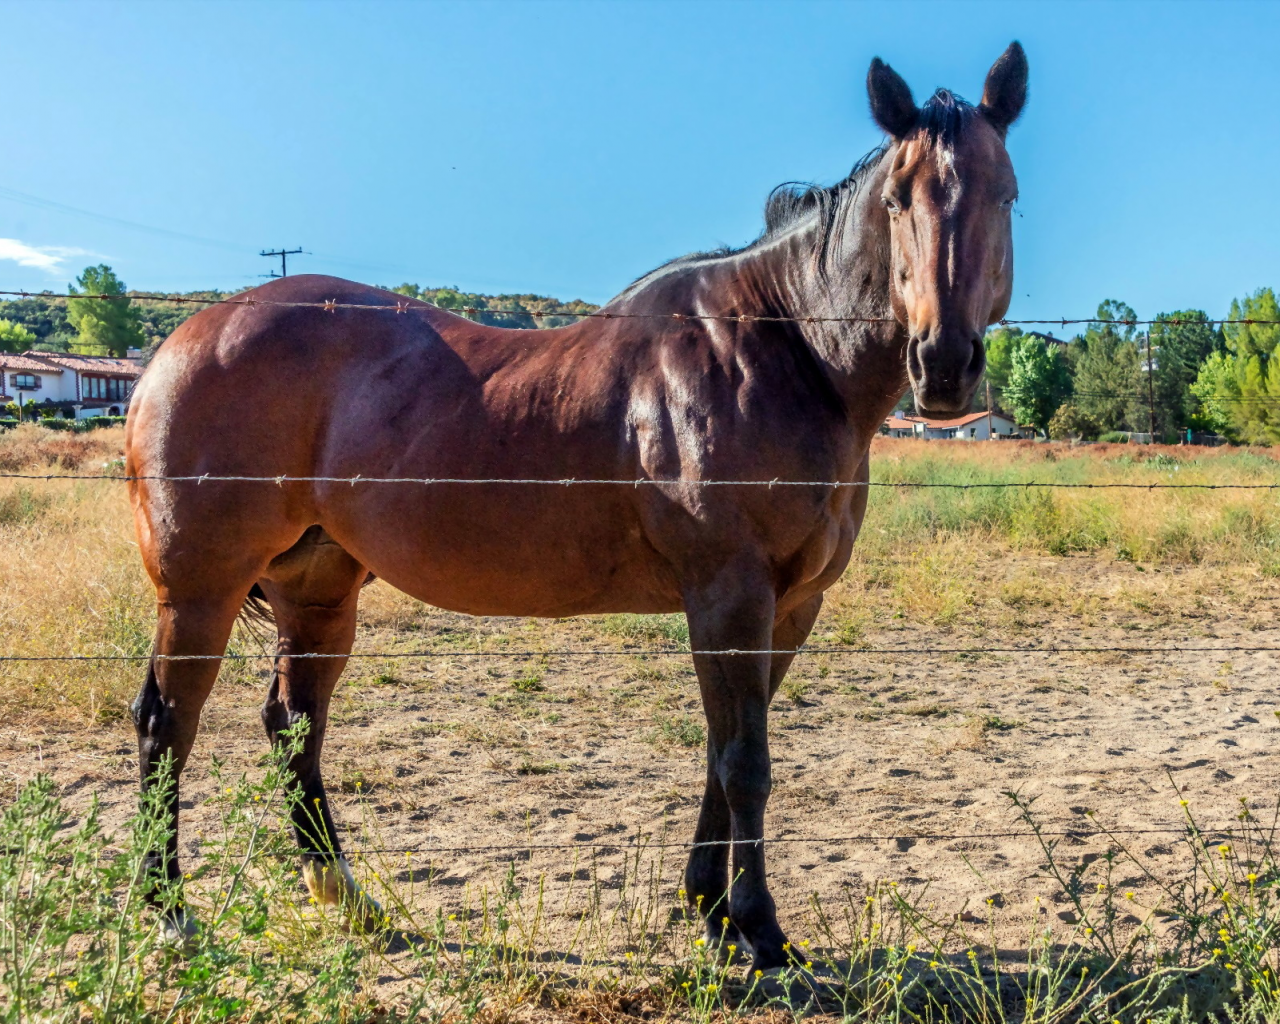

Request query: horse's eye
[
  {"left": 1000, "top": 197, "right": 1017, "bottom": 210},
  {"left": 881, "top": 196, "right": 902, "bottom": 214}
]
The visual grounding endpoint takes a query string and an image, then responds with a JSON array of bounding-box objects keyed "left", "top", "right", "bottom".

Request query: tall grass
[{"left": 864, "top": 439, "right": 1280, "bottom": 565}]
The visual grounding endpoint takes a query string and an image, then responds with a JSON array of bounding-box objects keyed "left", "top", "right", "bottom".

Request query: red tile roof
[
  {"left": 0, "top": 353, "right": 64, "bottom": 373},
  {"left": 883, "top": 410, "right": 1017, "bottom": 430},
  {"left": 28, "top": 352, "right": 142, "bottom": 377}
]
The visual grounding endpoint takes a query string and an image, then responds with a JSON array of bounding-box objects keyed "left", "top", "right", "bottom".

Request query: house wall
[
  {"left": 3, "top": 370, "right": 70, "bottom": 404},
  {"left": 3, "top": 368, "right": 135, "bottom": 415}
]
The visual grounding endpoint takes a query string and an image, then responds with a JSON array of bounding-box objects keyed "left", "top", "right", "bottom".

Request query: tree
[
  {"left": 0, "top": 319, "right": 36, "bottom": 353},
  {"left": 1047, "top": 403, "right": 1101, "bottom": 441},
  {"left": 1072, "top": 300, "right": 1143, "bottom": 433},
  {"left": 1148, "top": 311, "right": 1221, "bottom": 439},
  {"left": 1190, "top": 351, "right": 1239, "bottom": 437},
  {"left": 66, "top": 265, "right": 145, "bottom": 357},
  {"left": 1002, "top": 334, "right": 1072, "bottom": 434},
  {"left": 981, "top": 325, "right": 1022, "bottom": 409},
  {"left": 1188, "top": 288, "right": 1280, "bottom": 443}
]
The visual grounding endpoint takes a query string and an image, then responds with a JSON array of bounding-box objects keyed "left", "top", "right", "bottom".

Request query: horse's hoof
[
  {"left": 159, "top": 909, "right": 200, "bottom": 953},
  {"left": 704, "top": 922, "right": 753, "bottom": 964},
  {"left": 343, "top": 892, "right": 390, "bottom": 937},
  {"left": 303, "top": 857, "right": 389, "bottom": 936}
]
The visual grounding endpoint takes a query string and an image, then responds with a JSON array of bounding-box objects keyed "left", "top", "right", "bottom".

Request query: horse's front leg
[
  {"left": 684, "top": 593, "right": 825, "bottom": 959},
  {"left": 683, "top": 567, "right": 791, "bottom": 972}
]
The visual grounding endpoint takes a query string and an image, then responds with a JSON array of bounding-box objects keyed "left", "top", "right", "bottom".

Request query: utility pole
[
  {"left": 1145, "top": 327, "right": 1156, "bottom": 443},
  {"left": 986, "top": 380, "right": 994, "bottom": 440},
  {"left": 260, "top": 247, "right": 304, "bottom": 278}
]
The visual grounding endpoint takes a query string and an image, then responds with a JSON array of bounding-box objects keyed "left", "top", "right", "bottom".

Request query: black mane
[
  {"left": 762, "top": 89, "right": 975, "bottom": 243},
  {"left": 624, "top": 89, "right": 977, "bottom": 290}
]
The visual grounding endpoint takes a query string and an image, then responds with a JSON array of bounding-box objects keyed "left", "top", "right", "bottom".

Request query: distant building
[
  {"left": 0, "top": 351, "right": 142, "bottom": 417},
  {"left": 881, "top": 409, "right": 1022, "bottom": 440}
]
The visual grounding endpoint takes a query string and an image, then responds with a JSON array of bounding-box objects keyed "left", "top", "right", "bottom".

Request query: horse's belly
[{"left": 320, "top": 491, "right": 682, "bottom": 617}]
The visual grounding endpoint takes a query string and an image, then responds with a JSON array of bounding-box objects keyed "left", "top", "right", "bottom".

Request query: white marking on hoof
[
  {"left": 302, "top": 857, "right": 386, "bottom": 933},
  {"left": 704, "top": 923, "right": 753, "bottom": 964},
  {"left": 160, "top": 908, "right": 200, "bottom": 952}
]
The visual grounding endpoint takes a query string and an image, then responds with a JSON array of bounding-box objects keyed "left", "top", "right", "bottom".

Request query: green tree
[
  {"left": 1190, "top": 351, "right": 1239, "bottom": 437},
  {"left": 1189, "top": 288, "right": 1280, "bottom": 443},
  {"left": 1072, "top": 300, "right": 1143, "bottom": 433},
  {"left": 1002, "top": 334, "right": 1072, "bottom": 434},
  {"left": 0, "top": 319, "right": 36, "bottom": 353},
  {"left": 1148, "top": 311, "right": 1221, "bottom": 439},
  {"left": 1047, "top": 403, "right": 1101, "bottom": 441},
  {"left": 66, "top": 265, "right": 145, "bottom": 357},
  {"left": 981, "top": 325, "right": 1022, "bottom": 409}
]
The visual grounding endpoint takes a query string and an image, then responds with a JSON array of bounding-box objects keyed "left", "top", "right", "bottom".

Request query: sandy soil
[{"left": 3, "top": 554, "right": 1278, "bottom": 960}]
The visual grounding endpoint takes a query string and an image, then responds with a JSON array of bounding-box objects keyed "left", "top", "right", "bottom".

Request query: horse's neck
[{"left": 731, "top": 190, "right": 908, "bottom": 419}]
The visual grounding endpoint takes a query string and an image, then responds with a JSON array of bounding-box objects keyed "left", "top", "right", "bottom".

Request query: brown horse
[{"left": 126, "top": 44, "right": 1026, "bottom": 970}]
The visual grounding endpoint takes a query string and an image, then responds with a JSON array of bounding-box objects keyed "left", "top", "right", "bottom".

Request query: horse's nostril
[{"left": 966, "top": 336, "right": 986, "bottom": 379}]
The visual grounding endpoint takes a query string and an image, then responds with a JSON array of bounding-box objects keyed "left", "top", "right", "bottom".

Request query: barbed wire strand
[
  {"left": 2, "top": 289, "right": 1277, "bottom": 328},
  {"left": 5, "top": 643, "right": 1280, "bottom": 662},
  {"left": 195, "top": 823, "right": 1242, "bottom": 861},
  {"left": 4, "top": 471, "right": 1280, "bottom": 490}
]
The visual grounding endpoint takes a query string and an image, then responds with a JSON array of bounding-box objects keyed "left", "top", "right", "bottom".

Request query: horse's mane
[{"left": 625, "top": 89, "right": 974, "bottom": 291}]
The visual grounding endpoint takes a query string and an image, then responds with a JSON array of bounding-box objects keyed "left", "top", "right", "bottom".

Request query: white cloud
[{"left": 0, "top": 238, "right": 94, "bottom": 274}]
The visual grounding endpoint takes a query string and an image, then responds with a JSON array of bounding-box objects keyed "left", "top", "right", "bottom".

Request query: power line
[{"left": 0, "top": 185, "right": 247, "bottom": 254}]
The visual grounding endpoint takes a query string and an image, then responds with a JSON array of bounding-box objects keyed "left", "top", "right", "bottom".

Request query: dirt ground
[{"left": 3, "top": 550, "right": 1277, "bottom": 962}]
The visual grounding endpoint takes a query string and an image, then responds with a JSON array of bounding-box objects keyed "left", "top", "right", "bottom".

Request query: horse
[{"left": 125, "top": 43, "right": 1027, "bottom": 972}]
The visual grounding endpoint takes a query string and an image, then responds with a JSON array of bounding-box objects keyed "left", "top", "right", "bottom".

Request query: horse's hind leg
[
  {"left": 134, "top": 592, "right": 247, "bottom": 942},
  {"left": 257, "top": 528, "right": 382, "bottom": 930}
]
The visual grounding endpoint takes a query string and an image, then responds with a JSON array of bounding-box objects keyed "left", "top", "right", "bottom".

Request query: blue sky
[{"left": 2, "top": 0, "right": 1277, "bottom": 323}]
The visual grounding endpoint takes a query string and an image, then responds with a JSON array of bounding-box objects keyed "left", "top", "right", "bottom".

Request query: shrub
[
  {"left": 1098, "top": 430, "right": 1130, "bottom": 443},
  {"left": 1047, "top": 402, "right": 1101, "bottom": 441}
]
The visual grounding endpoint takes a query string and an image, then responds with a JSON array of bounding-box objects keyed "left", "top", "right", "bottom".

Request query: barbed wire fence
[
  {"left": 3, "top": 290, "right": 1280, "bottom": 863},
  {"left": 4, "top": 288, "right": 1280, "bottom": 329}
]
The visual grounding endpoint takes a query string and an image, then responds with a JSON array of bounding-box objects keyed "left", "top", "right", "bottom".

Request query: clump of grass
[
  {"left": 512, "top": 672, "right": 545, "bottom": 693},
  {"left": 0, "top": 487, "right": 52, "bottom": 526},
  {"left": 781, "top": 676, "right": 810, "bottom": 704},
  {"left": 600, "top": 613, "right": 690, "bottom": 650},
  {"left": 650, "top": 713, "right": 705, "bottom": 748}
]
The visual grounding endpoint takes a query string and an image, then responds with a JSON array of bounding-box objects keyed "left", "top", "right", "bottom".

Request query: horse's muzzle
[{"left": 906, "top": 330, "right": 986, "bottom": 416}]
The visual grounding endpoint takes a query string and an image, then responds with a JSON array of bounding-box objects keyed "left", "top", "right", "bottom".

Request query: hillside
[{"left": 0, "top": 283, "right": 600, "bottom": 353}]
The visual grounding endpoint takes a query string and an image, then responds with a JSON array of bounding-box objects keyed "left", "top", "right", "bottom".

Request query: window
[
  {"left": 83, "top": 376, "right": 129, "bottom": 401},
  {"left": 11, "top": 373, "right": 39, "bottom": 390}
]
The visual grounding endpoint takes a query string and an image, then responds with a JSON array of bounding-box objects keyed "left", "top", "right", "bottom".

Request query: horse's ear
[
  {"left": 867, "top": 58, "right": 918, "bottom": 139},
  {"left": 979, "top": 41, "right": 1028, "bottom": 135}
]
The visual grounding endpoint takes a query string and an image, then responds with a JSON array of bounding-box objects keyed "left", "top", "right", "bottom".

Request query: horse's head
[{"left": 868, "top": 43, "right": 1027, "bottom": 416}]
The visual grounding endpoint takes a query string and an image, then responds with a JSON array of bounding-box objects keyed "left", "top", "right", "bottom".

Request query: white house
[
  {"left": 1, "top": 351, "right": 142, "bottom": 418},
  {"left": 881, "top": 409, "right": 1022, "bottom": 440}
]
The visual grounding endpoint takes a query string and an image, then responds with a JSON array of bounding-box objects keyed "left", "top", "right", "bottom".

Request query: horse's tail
[
  {"left": 239, "top": 573, "right": 379, "bottom": 631},
  {"left": 241, "top": 583, "right": 276, "bottom": 629}
]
